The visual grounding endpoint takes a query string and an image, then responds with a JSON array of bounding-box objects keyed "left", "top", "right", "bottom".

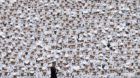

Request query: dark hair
[{"left": 52, "top": 61, "right": 56, "bottom": 66}]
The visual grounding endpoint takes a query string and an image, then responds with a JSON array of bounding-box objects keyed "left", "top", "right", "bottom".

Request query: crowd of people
[{"left": 0, "top": 0, "right": 140, "bottom": 78}]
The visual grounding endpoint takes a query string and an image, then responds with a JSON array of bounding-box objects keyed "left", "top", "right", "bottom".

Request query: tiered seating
[{"left": 0, "top": 0, "right": 139, "bottom": 77}]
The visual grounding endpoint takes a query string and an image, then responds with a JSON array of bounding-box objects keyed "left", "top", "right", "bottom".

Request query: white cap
[
  {"left": 105, "top": 47, "right": 110, "bottom": 50},
  {"left": 82, "top": 9, "right": 89, "bottom": 14},
  {"left": 123, "top": 33, "right": 127, "bottom": 37},
  {"left": 73, "top": 66, "right": 80, "bottom": 71},
  {"left": 48, "top": 63, "right": 52, "bottom": 67},
  {"left": 12, "top": 72, "right": 17, "bottom": 75},
  {"left": 85, "top": 56, "right": 89, "bottom": 60},
  {"left": 95, "top": 9, "right": 101, "bottom": 12},
  {"left": 21, "top": 68, "right": 26, "bottom": 70},
  {"left": 82, "top": 61, "right": 88, "bottom": 65},
  {"left": 25, "top": 60, "right": 30, "bottom": 64},
  {"left": 37, "top": 57, "right": 44, "bottom": 61},
  {"left": 36, "top": 41, "right": 42, "bottom": 46},
  {"left": 104, "top": 66, "right": 109, "bottom": 69},
  {"left": 65, "top": 65, "right": 70, "bottom": 68},
  {"left": 99, "top": 54, "right": 103, "bottom": 57},
  {"left": 30, "top": 71, "right": 34, "bottom": 73},
  {"left": 30, "top": 68, "right": 34, "bottom": 71},
  {"left": 93, "top": 30, "right": 98, "bottom": 34},
  {"left": 56, "top": 67, "right": 60, "bottom": 71},
  {"left": 114, "top": 50, "right": 118, "bottom": 54},
  {"left": 2, "top": 52, "right": 6, "bottom": 58},
  {"left": 79, "top": 55, "right": 83, "bottom": 58},
  {"left": 108, "top": 5, "right": 113, "bottom": 9},
  {"left": 47, "top": 55, "right": 51, "bottom": 58},
  {"left": 42, "top": 67, "right": 46, "bottom": 70},
  {"left": 55, "top": 24, "right": 61, "bottom": 28},
  {"left": 138, "top": 56, "right": 140, "bottom": 60},
  {"left": 55, "top": 55, "right": 59, "bottom": 59},
  {"left": 110, "top": 42, "right": 117, "bottom": 47},
  {"left": 104, "top": 28, "right": 109, "bottom": 30},
  {"left": 2, "top": 64, "right": 6, "bottom": 68},
  {"left": 10, "top": 59, "right": 15, "bottom": 62},
  {"left": 117, "top": 33, "right": 121, "bottom": 37},
  {"left": 58, "top": 39, "right": 62, "bottom": 43},
  {"left": 101, "top": 40, "right": 107, "bottom": 45},
  {"left": 0, "top": 32, "right": 5, "bottom": 38},
  {"left": 64, "top": 54, "right": 69, "bottom": 57},
  {"left": 120, "top": 43, "right": 124, "bottom": 45},
  {"left": 52, "top": 59, "right": 56, "bottom": 62}
]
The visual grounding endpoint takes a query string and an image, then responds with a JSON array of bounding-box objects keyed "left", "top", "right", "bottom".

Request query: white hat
[
  {"left": 12, "top": 72, "right": 17, "bottom": 75},
  {"left": 110, "top": 42, "right": 117, "bottom": 47},
  {"left": 108, "top": 5, "right": 113, "bottom": 9},
  {"left": 2, "top": 64, "right": 6, "bottom": 68},
  {"left": 56, "top": 67, "right": 60, "bottom": 71},
  {"left": 120, "top": 42, "right": 124, "bottom": 45},
  {"left": 30, "top": 68, "right": 34, "bottom": 71},
  {"left": 37, "top": 57, "right": 44, "bottom": 61},
  {"left": 21, "top": 68, "right": 26, "bottom": 70},
  {"left": 47, "top": 55, "right": 51, "bottom": 58},
  {"left": 93, "top": 30, "right": 98, "bottom": 34},
  {"left": 24, "top": 60, "right": 30, "bottom": 64},
  {"left": 0, "top": 32, "right": 5, "bottom": 38},
  {"left": 73, "top": 66, "right": 80, "bottom": 71},
  {"left": 111, "top": 10, "right": 117, "bottom": 13},
  {"left": 85, "top": 56, "right": 89, "bottom": 60},
  {"left": 105, "top": 47, "right": 110, "bottom": 50},
  {"left": 30, "top": 71, "right": 34, "bottom": 74},
  {"left": 42, "top": 67, "right": 46, "bottom": 70},
  {"left": 36, "top": 41, "right": 42, "bottom": 46},
  {"left": 82, "top": 9, "right": 89, "bottom": 14},
  {"left": 10, "top": 59, "right": 15, "bottom": 62},
  {"left": 99, "top": 54, "right": 103, "bottom": 57},
  {"left": 65, "top": 64, "right": 70, "bottom": 68},
  {"left": 55, "top": 24, "right": 62, "bottom": 28},
  {"left": 138, "top": 56, "right": 140, "bottom": 60},
  {"left": 58, "top": 39, "right": 62, "bottom": 43},
  {"left": 48, "top": 63, "right": 52, "bottom": 67},
  {"left": 82, "top": 61, "right": 88, "bottom": 65},
  {"left": 2, "top": 52, "right": 6, "bottom": 58},
  {"left": 114, "top": 50, "right": 118, "bottom": 54},
  {"left": 64, "top": 54, "right": 69, "bottom": 57},
  {"left": 123, "top": 33, "right": 127, "bottom": 37},
  {"left": 101, "top": 40, "right": 107, "bottom": 45},
  {"left": 54, "top": 55, "right": 59, "bottom": 59},
  {"left": 118, "top": 11, "right": 123, "bottom": 14},
  {"left": 9, "top": 0, "right": 17, "bottom": 3},
  {"left": 107, "top": 35, "right": 112, "bottom": 39},
  {"left": 79, "top": 55, "right": 83, "bottom": 58},
  {"left": 52, "top": 59, "right": 56, "bottom": 62}
]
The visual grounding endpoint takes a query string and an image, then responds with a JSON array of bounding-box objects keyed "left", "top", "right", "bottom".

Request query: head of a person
[{"left": 52, "top": 61, "right": 56, "bottom": 67}]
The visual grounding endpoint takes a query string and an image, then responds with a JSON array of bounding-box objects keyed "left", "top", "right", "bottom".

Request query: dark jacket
[{"left": 51, "top": 66, "right": 57, "bottom": 78}]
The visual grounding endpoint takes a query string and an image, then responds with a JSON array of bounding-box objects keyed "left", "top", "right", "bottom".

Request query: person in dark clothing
[
  {"left": 51, "top": 62, "right": 57, "bottom": 78},
  {"left": 107, "top": 42, "right": 113, "bottom": 50},
  {"left": 107, "top": 42, "right": 110, "bottom": 48}
]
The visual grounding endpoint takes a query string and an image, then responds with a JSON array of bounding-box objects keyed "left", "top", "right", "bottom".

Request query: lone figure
[{"left": 51, "top": 62, "right": 57, "bottom": 78}]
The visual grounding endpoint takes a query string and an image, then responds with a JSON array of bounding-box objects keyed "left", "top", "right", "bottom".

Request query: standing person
[{"left": 51, "top": 62, "right": 57, "bottom": 78}]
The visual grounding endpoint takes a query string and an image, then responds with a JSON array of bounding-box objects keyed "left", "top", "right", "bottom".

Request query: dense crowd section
[{"left": 0, "top": 0, "right": 140, "bottom": 78}]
